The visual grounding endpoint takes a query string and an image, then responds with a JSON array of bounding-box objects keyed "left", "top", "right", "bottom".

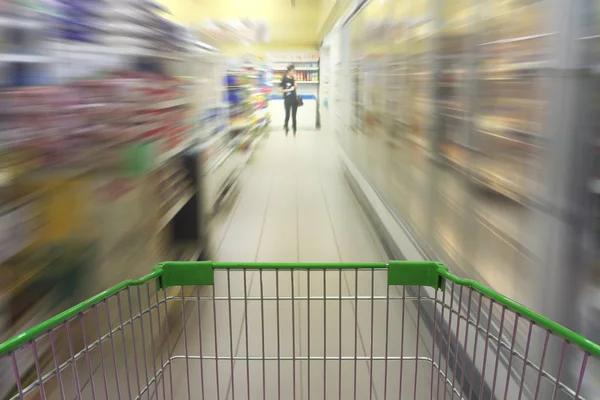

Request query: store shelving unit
[
  {"left": 270, "top": 79, "right": 320, "bottom": 83},
  {"left": 387, "top": 20, "right": 410, "bottom": 147},
  {"left": 197, "top": 58, "right": 270, "bottom": 214},
  {"left": 270, "top": 61, "right": 320, "bottom": 84},
  {"left": 0, "top": 2, "right": 222, "bottom": 394},
  {"left": 227, "top": 61, "right": 270, "bottom": 148},
  {"left": 272, "top": 66, "right": 319, "bottom": 71},
  {"left": 436, "top": 19, "right": 471, "bottom": 172}
]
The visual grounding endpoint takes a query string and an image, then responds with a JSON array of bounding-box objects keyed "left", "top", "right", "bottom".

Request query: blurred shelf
[
  {"left": 478, "top": 33, "right": 554, "bottom": 46},
  {"left": 482, "top": 61, "right": 548, "bottom": 75},
  {"left": 252, "top": 108, "right": 269, "bottom": 120},
  {"left": 475, "top": 128, "right": 542, "bottom": 147},
  {"left": 158, "top": 190, "right": 194, "bottom": 231},
  {"left": 156, "top": 137, "right": 195, "bottom": 167},
  {"left": 473, "top": 196, "right": 537, "bottom": 258},
  {"left": 241, "top": 129, "right": 267, "bottom": 163},
  {"left": 440, "top": 103, "right": 466, "bottom": 111},
  {"left": 230, "top": 120, "right": 253, "bottom": 130},
  {"left": 153, "top": 98, "right": 191, "bottom": 110},
  {"left": 0, "top": 54, "right": 50, "bottom": 63},
  {"left": 269, "top": 81, "right": 319, "bottom": 84},
  {"left": 205, "top": 124, "right": 229, "bottom": 139},
  {"left": 204, "top": 145, "right": 237, "bottom": 174},
  {"left": 442, "top": 112, "right": 469, "bottom": 121},
  {"left": 173, "top": 244, "right": 203, "bottom": 262},
  {"left": 471, "top": 173, "right": 529, "bottom": 205},
  {"left": 118, "top": 48, "right": 184, "bottom": 60},
  {"left": 470, "top": 161, "right": 542, "bottom": 208},
  {"left": 404, "top": 133, "right": 428, "bottom": 150},
  {"left": 441, "top": 153, "right": 467, "bottom": 171},
  {"left": 49, "top": 43, "right": 183, "bottom": 60},
  {"left": 198, "top": 126, "right": 230, "bottom": 149},
  {"left": 161, "top": 171, "right": 188, "bottom": 193},
  {"left": 272, "top": 67, "right": 319, "bottom": 71},
  {"left": 393, "top": 116, "right": 409, "bottom": 125},
  {"left": 476, "top": 120, "right": 544, "bottom": 146},
  {"left": 0, "top": 17, "right": 44, "bottom": 29}
]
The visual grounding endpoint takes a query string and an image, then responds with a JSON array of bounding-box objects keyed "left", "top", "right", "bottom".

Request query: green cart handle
[
  {"left": 1, "top": 261, "right": 599, "bottom": 359},
  {"left": 154, "top": 261, "right": 446, "bottom": 289}
]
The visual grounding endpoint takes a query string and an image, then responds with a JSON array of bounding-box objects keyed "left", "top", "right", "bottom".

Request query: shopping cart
[{"left": 1, "top": 261, "right": 599, "bottom": 399}]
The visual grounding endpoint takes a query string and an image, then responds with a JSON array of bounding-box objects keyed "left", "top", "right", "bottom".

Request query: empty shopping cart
[{"left": 1, "top": 261, "right": 599, "bottom": 399}]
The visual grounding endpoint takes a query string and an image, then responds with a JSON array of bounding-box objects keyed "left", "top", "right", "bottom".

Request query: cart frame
[{"left": 1, "top": 261, "right": 599, "bottom": 399}]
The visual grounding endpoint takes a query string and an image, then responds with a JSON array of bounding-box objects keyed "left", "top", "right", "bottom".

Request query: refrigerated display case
[
  {"left": 343, "top": 0, "right": 555, "bottom": 302},
  {"left": 471, "top": 2, "right": 550, "bottom": 206},
  {"left": 360, "top": 5, "right": 393, "bottom": 196},
  {"left": 335, "top": 0, "right": 600, "bottom": 396},
  {"left": 438, "top": 26, "right": 470, "bottom": 170}
]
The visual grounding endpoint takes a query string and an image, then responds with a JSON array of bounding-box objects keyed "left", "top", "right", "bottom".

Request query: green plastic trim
[
  {"left": 438, "top": 268, "right": 600, "bottom": 358},
  {"left": 388, "top": 261, "right": 448, "bottom": 290},
  {"left": 211, "top": 262, "right": 388, "bottom": 270},
  {"left": 0, "top": 269, "right": 161, "bottom": 356},
  {"left": 155, "top": 261, "right": 214, "bottom": 289}
]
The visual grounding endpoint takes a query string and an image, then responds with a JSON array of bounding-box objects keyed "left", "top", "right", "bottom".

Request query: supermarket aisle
[
  {"left": 211, "top": 128, "right": 386, "bottom": 263},
  {"left": 36, "top": 128, "right": 438, "bottom": 400},
  {"left": 162, "top": 129, "right": 438, "bottom": 400}
]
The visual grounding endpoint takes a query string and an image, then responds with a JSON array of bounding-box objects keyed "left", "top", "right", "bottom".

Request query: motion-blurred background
[{"left": 0, "top": 0, "right": 598, "bottom": 398}]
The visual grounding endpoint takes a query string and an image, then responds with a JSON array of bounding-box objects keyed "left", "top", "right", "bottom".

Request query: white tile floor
[{"left": 209, "top": 128, "right": 387, "bottom": 264}]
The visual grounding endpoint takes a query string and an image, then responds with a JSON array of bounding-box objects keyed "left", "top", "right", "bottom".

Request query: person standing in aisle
[{"left": 280, "top": 64, "right": 298, "bottom": 136}]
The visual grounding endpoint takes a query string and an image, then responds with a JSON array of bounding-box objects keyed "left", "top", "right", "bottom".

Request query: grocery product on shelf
[
  {"left": 0, "top": 72, "right": 194, "bottom": 178},
  {"left": 226, "top": 63, "right": 270, "bottom": 151},
  {"left": 437, "top": 26, "right": 473, "bottom": 169},
  {"left": 269, "top": 60, "right": 320, "bottom": 84},
  {"left": 470, "top": 3, "right": 550, "bottom": 202},
  {"left": 407, "top": 56, "right": 433, "bottom": 149},
  {"left": 0, "top": 3, "right": 220, "bottom": 395}
]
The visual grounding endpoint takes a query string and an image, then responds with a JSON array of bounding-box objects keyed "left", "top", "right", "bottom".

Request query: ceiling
[{"left": 160, "top": 0, "right": 327, "bottom": 47}]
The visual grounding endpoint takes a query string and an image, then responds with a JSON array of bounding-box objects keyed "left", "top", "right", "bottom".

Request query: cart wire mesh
[{"left": 0, "top": 261, "right": 599, "bottom": 399}]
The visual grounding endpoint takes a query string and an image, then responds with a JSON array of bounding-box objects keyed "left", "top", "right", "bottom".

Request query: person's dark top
[{"left": 280, "top": 75, "right": 296, "bottom": 102}]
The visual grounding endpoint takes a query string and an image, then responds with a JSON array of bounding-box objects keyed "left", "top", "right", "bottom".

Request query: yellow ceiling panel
[
  {"left": 220, "top": 42, "right": 318, "bottom": 58},
  {"left": 158, "top": 0, "right": 322, "bottom": 46},
  {"left": 318, "top": 0, "right": 337, "bottom": 32}
]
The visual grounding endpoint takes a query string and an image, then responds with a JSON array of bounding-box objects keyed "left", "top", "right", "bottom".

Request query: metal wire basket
[{"left": 0, "top": 261, "right": 598, "bottom": 399}]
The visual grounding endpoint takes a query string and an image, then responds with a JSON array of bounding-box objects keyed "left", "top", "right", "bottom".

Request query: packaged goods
[{"left": 0, "top": 72, "right": 193, "bottom": 174}]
